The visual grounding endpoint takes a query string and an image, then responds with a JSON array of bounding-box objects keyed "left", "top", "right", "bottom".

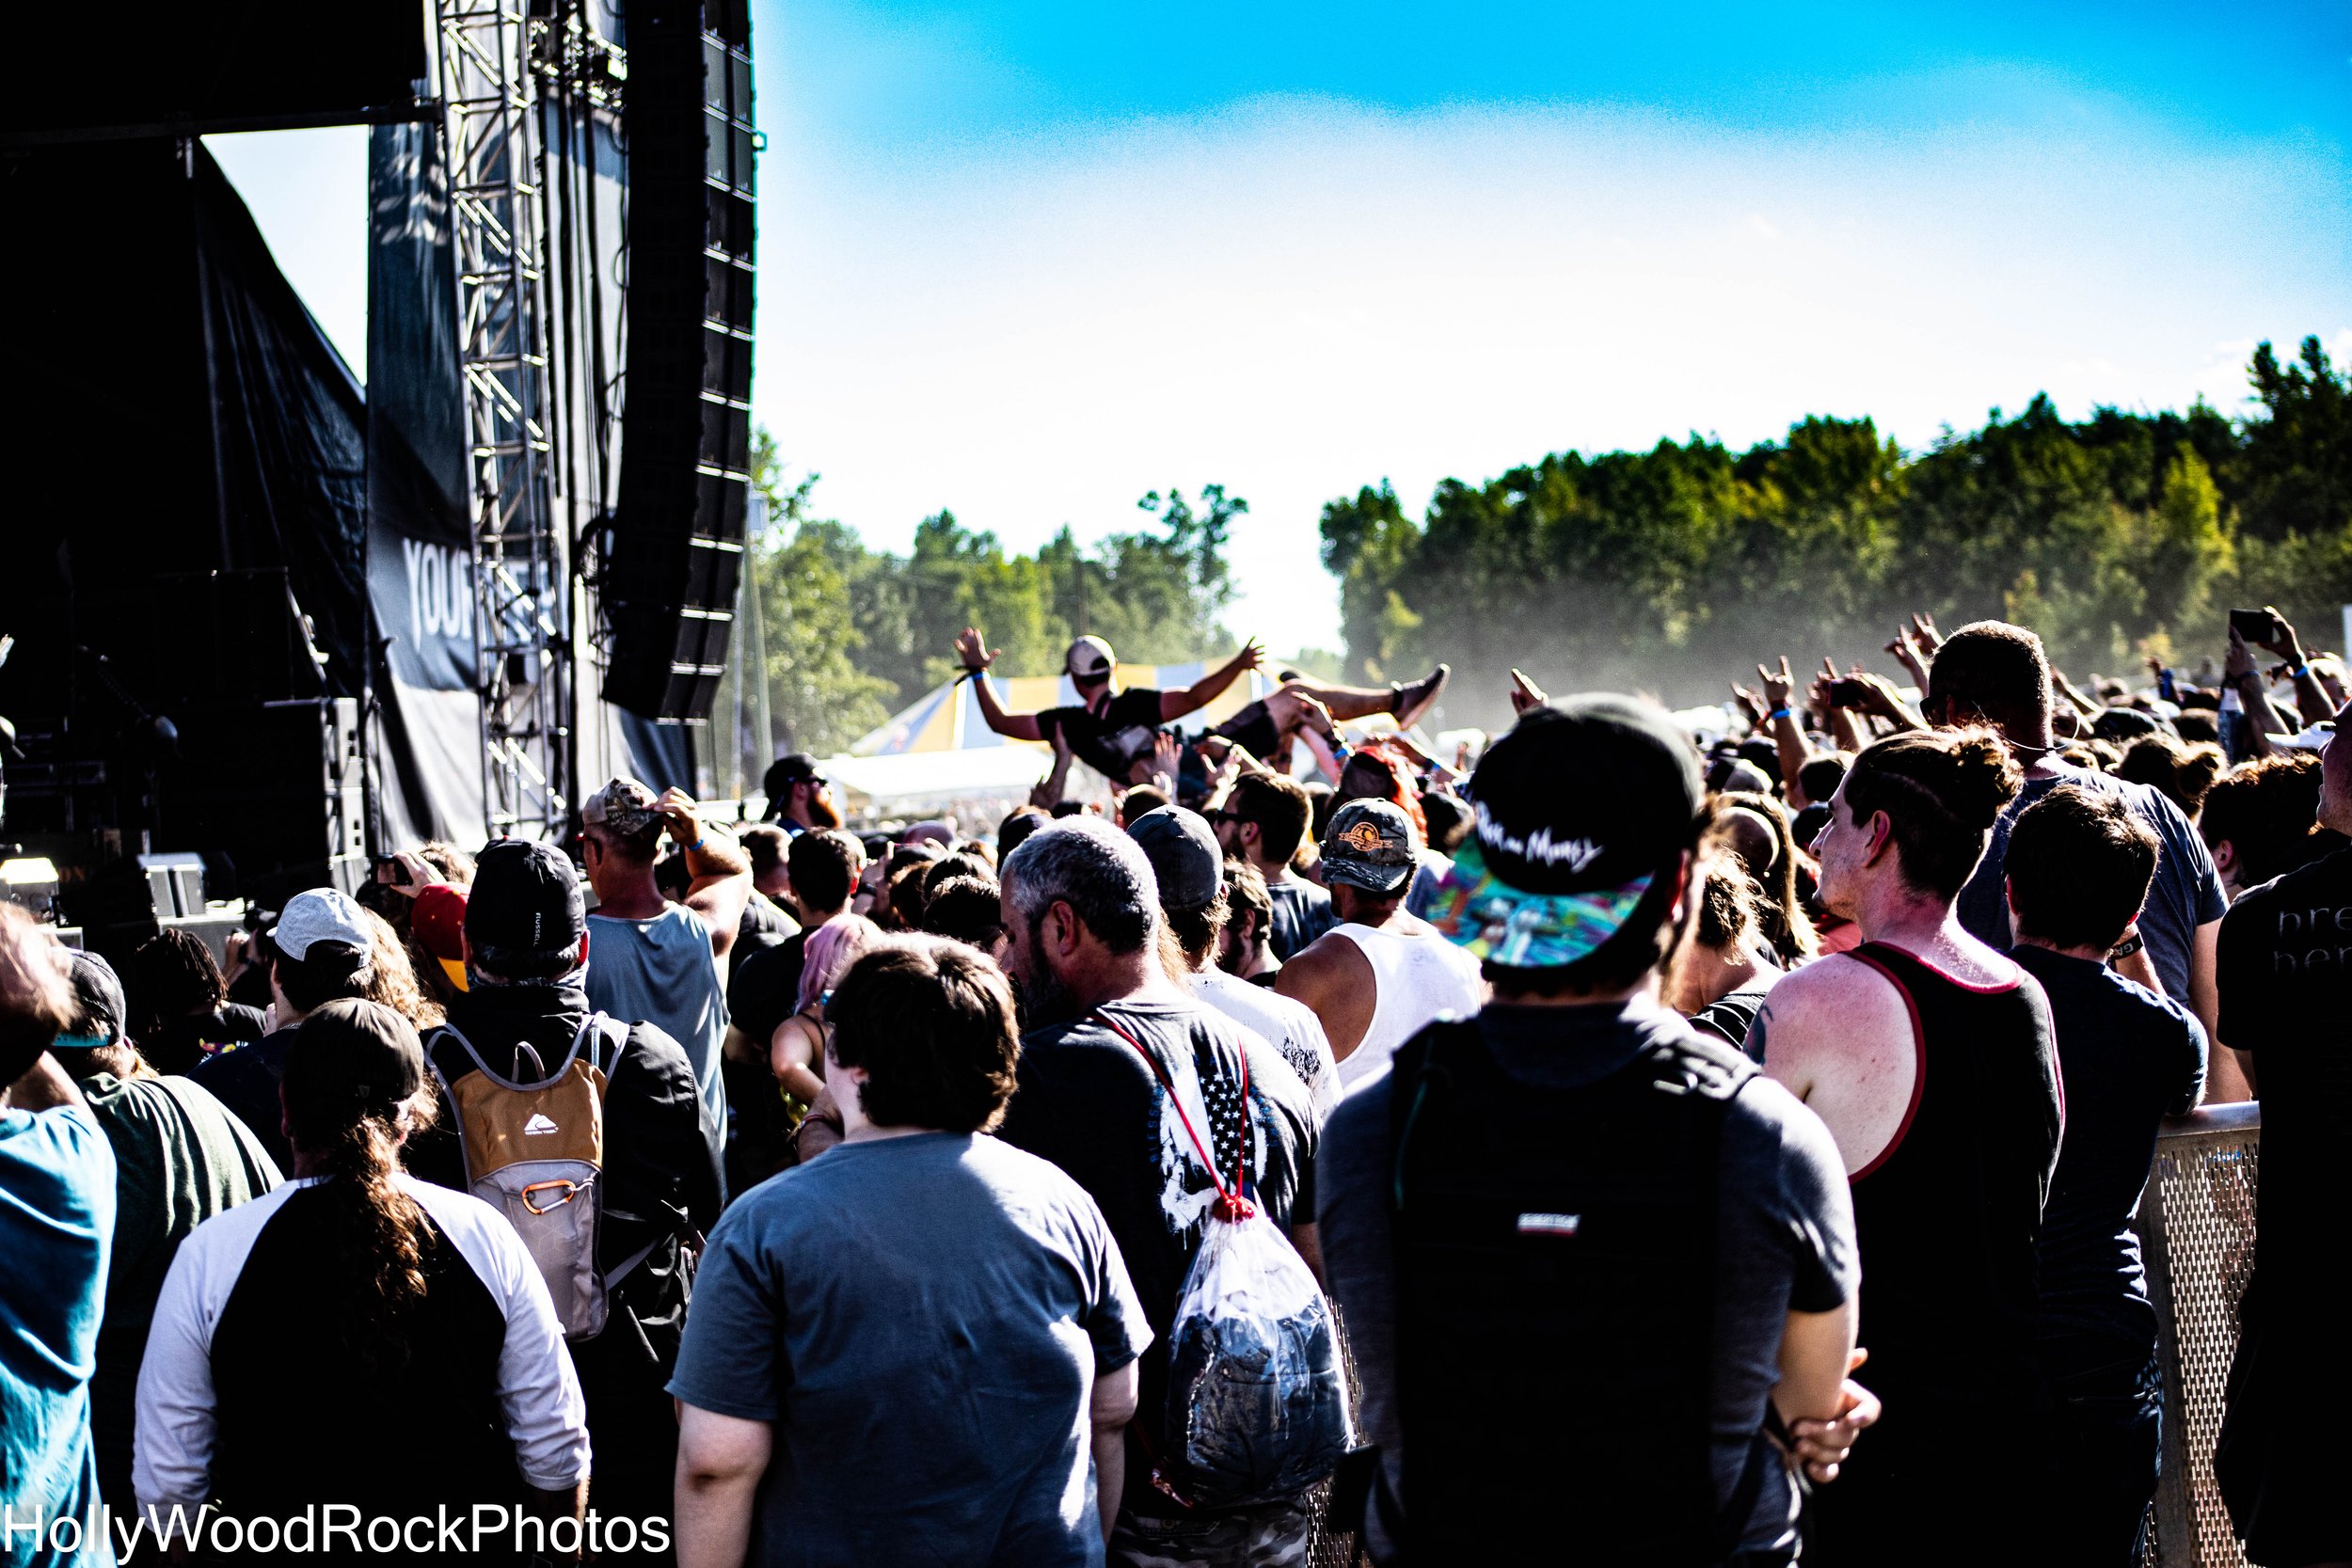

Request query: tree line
[
  {"left": 743, "top": 336, "right": 2350, "bottom": 753},
  {"left": 1322, "top": 337, "right": 2352, "bottom": 728}
]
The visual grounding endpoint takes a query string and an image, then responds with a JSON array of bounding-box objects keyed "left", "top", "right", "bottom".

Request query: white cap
[
  {"left": 2274, "top": 722, "right": 2336, "bottom": 753},
  {"left": 1066, "top": 635, "right": 1115, "bottom": 681},
  {"left": 269, "top": 888, "right": 374, "bottom": 958}
]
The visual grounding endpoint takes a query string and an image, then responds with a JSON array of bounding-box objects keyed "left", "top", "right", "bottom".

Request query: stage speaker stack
[{"left": 604, "top": 0, "right": 755, "bottom": 721}]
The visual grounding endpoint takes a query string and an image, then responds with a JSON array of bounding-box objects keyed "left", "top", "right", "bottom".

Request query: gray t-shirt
[
  {"left": 668, "top": 1132, "right": 1152, "bottom": 1567},
  {"left": 1264, "top": 876, "right": 1336, "bottom": 962},
  {"left": 586, "top": 906, "right": 728, "bottom": 1180},
  {"left": 1958, "top": 762, "right": 2227, "bottom": 1004},
  {"left": 1319, "top": 996, "right": 1857, "bottom": 1560}
]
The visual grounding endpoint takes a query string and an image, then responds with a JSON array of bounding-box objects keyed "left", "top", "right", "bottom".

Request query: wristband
[
  {"left": 2291, "top": 663, "right": 2311, "bottom": 679},
  {"left": 961, "top": 666, "right": 987, "bottom": 684},
  {"left": 2109, "top": 930, "right": 2144, "bottom": 960},
  {"left": 688, "top": 836, "right": 707, "bottom": 853},
  {"left": 1768, "top": 706, "right": 1792, "bottom": 721}
]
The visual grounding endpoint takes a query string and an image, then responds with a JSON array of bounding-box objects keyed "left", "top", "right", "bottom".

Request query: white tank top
[{"left": 1327, "top": 920, "right": 1486, "bottom": 1087}]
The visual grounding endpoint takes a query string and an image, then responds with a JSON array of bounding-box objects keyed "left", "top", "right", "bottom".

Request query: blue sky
[{"left": 214, "top": 2, "right": 2352, "bottom": 653}]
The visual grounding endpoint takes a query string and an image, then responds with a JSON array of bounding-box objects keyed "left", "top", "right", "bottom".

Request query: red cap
[{"left": 411, "top": 883, "right": 469, "bottom": 963}]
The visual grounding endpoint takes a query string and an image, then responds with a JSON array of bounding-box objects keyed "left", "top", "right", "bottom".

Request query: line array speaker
[{"left": 604, "top": 0, "right": 755, "bottom": 721}]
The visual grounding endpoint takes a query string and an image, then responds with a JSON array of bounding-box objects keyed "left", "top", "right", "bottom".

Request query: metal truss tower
[{"left": 436, "top": 0, "right": 571, "bottom": 840}]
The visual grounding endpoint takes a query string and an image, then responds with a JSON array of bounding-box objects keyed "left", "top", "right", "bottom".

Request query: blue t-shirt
[
  {"left": 668, "top": 1132, "right": 1151, "bottom": 1567},
  {"left": 2009, "top": 946, "right": 2203, "bottom": 1388},
  {"left": 585, "top": 906, "right": 728, "bottom": 1182},
  {"left": 0, "top": 1103, "right": 117, "bottom": 1567},
  {"left": 1960, "top": 764, "right": 2228, "bottom": 1004}
]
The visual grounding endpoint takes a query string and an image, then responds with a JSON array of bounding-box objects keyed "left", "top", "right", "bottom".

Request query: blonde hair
[{"left": 360, "top": 908, "right": 444, "bottom": 1030}]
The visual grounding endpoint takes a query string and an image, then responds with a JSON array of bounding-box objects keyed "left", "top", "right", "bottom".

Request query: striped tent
[{"left": 851, "top": 663, "right": 1283, "bottom": 757}]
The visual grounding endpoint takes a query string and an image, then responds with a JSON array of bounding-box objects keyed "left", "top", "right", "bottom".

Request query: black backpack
[{"left": 1387, "top": 1016, "right": 1787, "bottom": 1562}]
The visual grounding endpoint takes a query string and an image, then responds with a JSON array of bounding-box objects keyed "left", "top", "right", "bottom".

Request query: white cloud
[{"left": 755, "top": 94, "right": 2349, "bottom": 650}]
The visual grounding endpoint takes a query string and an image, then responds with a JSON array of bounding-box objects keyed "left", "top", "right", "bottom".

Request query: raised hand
[
  {"left": 1757, "top": 657, "right": 1796, "bottom": 715},
  {"left": 371, "top": 849, "right": 444, "bottom": 899},
  {"left": 1232, "top": 638, "right": 1266, "bottom": 673},
  {"left": 2255, "top": 606, "right": 2306, "bottom": 662},
  {"left": 1728, "top": 683, "right": 1766, "bottom": 727},
  {"left": 656, "top": 785, "right": 703, "bottom": 846},
  {"left": 2224, "top": 624, "right": 2260, "bottom": 683},
  {"left": 953, "top": 626, "right": 997, "bottom": 673},
  {"left": 1509, "top": 668, "right": 1549, "bottom": 717},
  {"left": 1910, "top": 612, "right": 1943, "bottom": 654},
  {"left": 1884, "top": 625, "right": 1931, "bottom": 687}
]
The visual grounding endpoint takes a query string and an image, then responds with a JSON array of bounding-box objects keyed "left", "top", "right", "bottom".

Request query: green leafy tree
[
  {"left": 1318, "top": 341, "right": 2324, "bottom": 729},
  {"left": 743, "top": 434, "right": 894, "bottom": 756}
]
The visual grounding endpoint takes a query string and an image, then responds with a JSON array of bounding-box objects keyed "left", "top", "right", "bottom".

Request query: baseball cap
[
  {"left": 1127, "top": 806, "right": 1224, "bottom": 911},
  {"left": 269, "top": 888, "right": 374, "bottom": 960},
  {"left": 762, "top": 754, "right": 823, "bottom": 798},
  {"left": 582, "top": 776, "right": 660, "bottom": 836},
  {"left": 466, "top": 839, "right": 586, "bottom": 958},
  {"left": 2275, "top": 721, "right": 2335, "bottom": 753},
  {"left": 1425, "top": 694, "right": 1706, "bottom": 968},
  {"left": 63, "top": 950, "right": 126, "bottom": 1046},
  {"left": 282, "top": 998, "right": 425, "bottom": 1124},
  {"left": 409, "top": 883, "right": 468, "bottom": 962},
  {"left": 1067, "top": 635, "right": 1115, "bottom": 683},
  {"left": 1321, "top": 799, "right": 1420, "bottom": 895}
]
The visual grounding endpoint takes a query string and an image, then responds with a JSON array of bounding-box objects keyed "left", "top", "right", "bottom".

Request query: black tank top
[{"left": 1842, "top": 941, "right": 2062, "bottom": 1409}]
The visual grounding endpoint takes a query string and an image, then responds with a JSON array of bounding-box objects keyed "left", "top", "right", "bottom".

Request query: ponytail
[
  {"left": 298, "top": 1092, "right": 438, "bottom": 1370},
  {"left": 1843, "top": 727, "right": 2024, "bottom": 899}
]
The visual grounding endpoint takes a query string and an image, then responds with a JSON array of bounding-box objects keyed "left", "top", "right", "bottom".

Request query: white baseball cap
[
  {"left": 1066, "top": 635, "right": 1115, "bottom": 682},
  {"left": 268, "top": 888, "right": 374, "bottom": 959}
]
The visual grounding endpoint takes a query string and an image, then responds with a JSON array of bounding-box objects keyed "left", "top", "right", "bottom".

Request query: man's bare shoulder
[
  {"left": 1753, "top": 954, "right": 1912, "bottom": 1056},
  {"left": 1275, "top": 929, "right": 1371, "bottom": 998}
]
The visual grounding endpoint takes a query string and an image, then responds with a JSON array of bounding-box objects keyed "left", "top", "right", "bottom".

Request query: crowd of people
[{"left": 0, "top": 608, "right": 2344, "bottom": 1567}]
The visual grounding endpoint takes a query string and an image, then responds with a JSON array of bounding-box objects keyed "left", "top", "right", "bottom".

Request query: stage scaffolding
[{"left": 434, "top": 0, "right": 581, "bottom": 840}]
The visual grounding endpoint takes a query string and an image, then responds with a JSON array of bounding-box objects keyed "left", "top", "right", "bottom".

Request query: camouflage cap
[{"left": 581, "top": 776, "right": 660, "bottom": 837}]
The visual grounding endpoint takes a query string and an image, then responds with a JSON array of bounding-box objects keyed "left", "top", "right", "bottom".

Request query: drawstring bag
[{"left": 1097, "top": 1013, "right": 1354, "bottom": 1509}]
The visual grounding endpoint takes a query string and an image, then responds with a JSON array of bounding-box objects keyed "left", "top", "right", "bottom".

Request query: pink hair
[
  {"left": 1350, "top": 741, "right": 1427, "bottom": 843},
  {"left": 797, "top": 914, "right": 881, "bottom": 1012}
]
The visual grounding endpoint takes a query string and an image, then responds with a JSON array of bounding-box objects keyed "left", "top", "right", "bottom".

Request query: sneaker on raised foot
[{"left": 1390, "top": 664, "right": 1451, "bottom": 731}]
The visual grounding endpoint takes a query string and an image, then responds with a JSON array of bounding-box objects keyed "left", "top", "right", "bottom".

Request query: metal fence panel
[{"left": 2137, "top": 1103, "right": 2260, "bottom": 1568}]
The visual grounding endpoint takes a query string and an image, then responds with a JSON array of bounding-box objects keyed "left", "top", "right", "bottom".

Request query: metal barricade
[{"left": 2137, "top": 1102, "right": 2260, "bottom": 1568}]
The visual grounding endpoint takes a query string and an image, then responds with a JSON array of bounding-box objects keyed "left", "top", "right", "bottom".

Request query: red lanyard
[{"left": 1092, "top": 1010, "right": 1254, "bottom": 1222}]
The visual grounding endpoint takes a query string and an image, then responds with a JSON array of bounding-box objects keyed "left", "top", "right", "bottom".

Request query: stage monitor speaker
[{"left": 605, "top": 0, "right": 755, "bottom": 721}]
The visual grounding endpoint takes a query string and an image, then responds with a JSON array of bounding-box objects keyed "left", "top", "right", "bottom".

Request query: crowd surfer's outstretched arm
[{"left": 955, "top": 627, "right": 1046, "bottom": 741}]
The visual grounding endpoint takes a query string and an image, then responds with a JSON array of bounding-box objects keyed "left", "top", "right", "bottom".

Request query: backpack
[
  {"left": 425, "top": 1012, "right": 644, "bottom": 1341},
  {"left": 1388, "top": 1016, "right": 1780, "bottom": 1561},
  {"left": 1092, "top": 1012, "right": 1353, "bottom": 1509}
]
